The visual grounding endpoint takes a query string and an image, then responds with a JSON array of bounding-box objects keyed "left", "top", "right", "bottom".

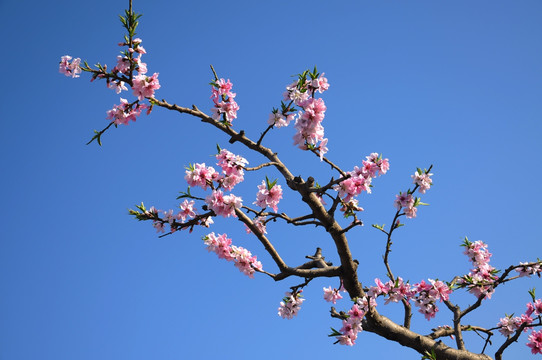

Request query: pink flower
[
  {"left": 210, "top": 79, "right": 239, "bottom": 125},
  {"left": 153, "top": 221, "right": 165, "bottom": 233},
  {"left": 134, "top": 56, "right": 147, "bottom": 74},
  {"left": 106, "top": 98, "right": 147, "bottom": 125},
  {"left": 516, "top": 262, "right": 541, "bottom": 277},
  {"left": 205, "top": 190, "right": 242, "bottom": 218},
  {"left": 268, "top": 112, "right": 293, "bottom": 128},
  {"left": 323, "top": 286, "right": 343, "bottom": 304},
  {"left": 283, "top": 80, "right": 309, "bottom": 106},
  {"left": 347, "top": 304, "right": 365, "bottom": 320},
  {"left": 278, "top": 291, "right": 305, "bottom": 319},
  {"left": 245, "top": 216, "right": 267, "bottom": 235},
  {"left": 357, "top": 296, "right": 377, "bottom": 312},
  {"left": 412, "top": 171, "right": 433, "bottom": 194},
  {"left": 132, "top": 73, "right": 160, "bottom": 100},
  {"left": 394, "top": 192, "right": 414, "bottom": 210},
  {"left": 184, "top": 163, "right": 219, "bottom": 190},
  {"left": 203, "top": 233, "right": 263, "bottom": 278},
  {"left": 458, "top": 239, "right": 498, "bottom": 299},
  {"left": 177, "top": 199, "right": 196, "bottom": 222},
  {"left": 368, "top": 278, "right": 389, "bottom": 297},
  {"left": 315, "top": 73, "right": 329, "bottom": 93},
  {"left": 527, "top": 330, "right": 542, "bottom": 354},
  {"left": 293, "top": 97, "right": 327, "bottom": 149},
  {"left": 337, "top": 334, "right": 356, "bottom": 346},
  {"left": 534, "top": 299, "right": 542, "bottom": 315},
  {"left": 215, "top": 78, "right": 234, "bottom": 97},
  {"left": 319, "top": 138, "right": 328, "bottom": 161},
  {"left": 394, "top": 192, "right": 418, "bottom": 219},
  {"left": 107, "top": 81, "right": 128, "bottom": 94},
  {"left": 59, "top": 55, "right": 81, "bottom": 78},
  {"left": 216, "top": 149, "right": 248, "bottom": 191},
  {"left": 114, "top": 55, "right": 131, "bottom": 74},
  {"left": 231, "top": 245, "right": 262, "bottom": 278},
  {"left": 254, "top": 179, "right": 283, "bottom": 212}
]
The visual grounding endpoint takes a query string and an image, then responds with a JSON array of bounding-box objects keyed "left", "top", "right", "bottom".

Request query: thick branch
[{"left": 362, "top": 312, "right": 492, "bottom": 360}]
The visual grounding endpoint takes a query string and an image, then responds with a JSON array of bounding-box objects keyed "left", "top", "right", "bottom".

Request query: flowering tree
[{"left": 60, "top": 2, "right": 542, "bottom": 359}]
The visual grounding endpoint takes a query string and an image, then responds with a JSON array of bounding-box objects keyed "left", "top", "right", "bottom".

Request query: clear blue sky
[{"left": 1, "top": 1, "right": 541, "bottom": 359}]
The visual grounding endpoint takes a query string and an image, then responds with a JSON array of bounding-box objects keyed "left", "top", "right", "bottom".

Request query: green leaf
[
  {"left": 185, "top": 163, "right": 195, "bottom": 171},
  {"left": 328, "top": 327, "right": 342, "bottom": 337},
  {"left": 529, "top": 288, "right": 536, "bottom": 302},
  {"left": 177, "top": 187, "right": 193, "bottom": 200},
  {"left": 265, "top": 176, "right": 278, "bottom": 190}
]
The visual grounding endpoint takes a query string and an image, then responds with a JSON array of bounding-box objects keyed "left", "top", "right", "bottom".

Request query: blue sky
[{"left": 1, "top": 1, "right": 542, "bottom": 359}]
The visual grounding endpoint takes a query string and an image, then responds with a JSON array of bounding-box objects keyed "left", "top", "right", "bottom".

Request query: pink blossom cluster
[
  {"left": 184, "top": 163, "right": 220, "bottom": 190},
  {"left": 113, "top": 38, "right": 147, "bottom": 75},
  {"left": 334, "top": 297, "right": 376, "bottom": 346},
  {"left": 132, "top": 72, "right": 160, "bottom": 100},
  {"left": 412, "top": 170, "right": 433, "bottom": 194},
  {"left": 59, "top": 55, "right": 82, "bottom": 78},
  {"left": 177, "top": 199, "right": 197, "bottom": 221},
  {"left": 268, "top": 111, "right": 295, "bottom": 128},
  {"left": 367, "top": 277, "right": 451, "bottom": 321},
  {"left": 107, "top": 80, "right": 128, "bottom": 94},
  {"left": 368, "top": 277, "right": 413, "bottom": 304},
  {"left": 205, "top": 190, "right": 242, "bottom": 218},
  {"left": 211, "top": 78, "right": 239, "bottom": 125},
  {"left": 245, "top": 216, "right": 267, "bottom": 235},
  {"left": 336, "top": 303, "right": 365, "bottom": 346},
  {"left": 254, "top": 179, "right": 283, "bottom": 212},
  {"left": 458, "top": 239, "right": 499, "bottom": 299},
  {"left": 185, "top": 149, "right": 248, "bottom": 192},
  {"left": 282, "top": 72, "right": 329, "bottom": 158},
  {"left": 292, "top": 97, "right": 328, "bottom": 156},
  {"left": 323, "top": 286, "right": 344, "bottom": 304},
  {"left": 283, "top": 73, "right": 329, "bottom": 106},
  {"left": 278, "top": 291, "right": 305, "bottom": 319},
  {"left": 516, "top": 262, "right": 542, "bottom": 277},
  {"left": 411, "top": 279, "right": 452, "bottom": 320},
  {"left": 146, "top": 200, "right": 204, "bottom": 234},
  {"left": 528, "top": 329, "right": 542, "bottom": 355},
  {"left": 498, "top": 300, "right": 542, "bottom": 337},
  {"left": 394, "top": 192, "right": 417, "bottom": 218},
  {"left": 203, "top": 232, "right": 263, "bottom": 278},
  {"left": 106, "top": 98, "right": 148, "bottom": 125},
  {"left": 340, "top": 199, "right": 364, "bottom": 217},
  {"left": 215, "top": 149, "right": 248, "bottom": 190},
  {"left": 335, "top": 153, "right": 390, "bottom": 202},
  {"left": 106, "top": 38, "right": 148, "bottom": 95}
]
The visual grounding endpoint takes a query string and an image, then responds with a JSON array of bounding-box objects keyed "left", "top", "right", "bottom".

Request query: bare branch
[
  {"left": 309, "top": 148, "right": 346, "bottom": 176},
  {"left": 235, "top": 208, "right": 287, "bottom": 271},
  {"left": 244, "top": 162, "right": 280, "bottom": 171}
]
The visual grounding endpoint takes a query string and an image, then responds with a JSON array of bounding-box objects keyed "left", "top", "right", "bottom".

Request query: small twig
[
  {"left": 309, "top": 174, "right": 351, "bottom": 194},
  {"left": 244, "top": 162, "right": 280, "bottom": 171},
  {"left": 338, "top": 220, "right": 363, "bottom": 235},
  {"left": 309, "top": 148, "right": 346, "bottom": 176},
  {"left": 256, "top": 124, "right": 274, "bottom": 147}
]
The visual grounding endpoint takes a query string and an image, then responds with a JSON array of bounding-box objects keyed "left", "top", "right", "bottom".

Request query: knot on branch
[
  {"left": 304, "top": 247, "right": 333, "bottom": 268},
  {"left": 330, "top": 306, "right": 348, "bottom": 320},
  {"left": 229, "top": 130, "right": 245, "bottom": 144},
  {"left": 273, "top": 248, "right": 340, "bottom": 281}
]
